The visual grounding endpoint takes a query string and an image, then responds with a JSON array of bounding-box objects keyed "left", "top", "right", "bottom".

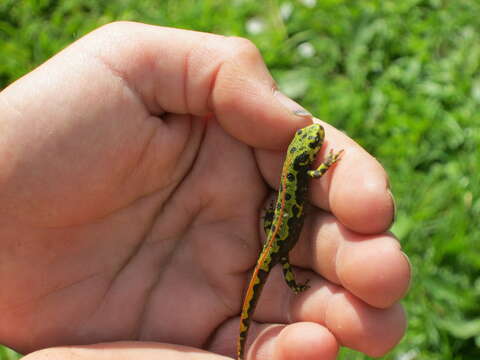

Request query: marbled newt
[{"left": 237, "top": 123, "right": 343, "bottom": 360}]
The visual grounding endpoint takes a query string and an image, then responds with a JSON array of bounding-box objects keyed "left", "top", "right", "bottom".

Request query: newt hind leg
[{"left": 280, "top": 256, "right": 310, "bottom": 294}]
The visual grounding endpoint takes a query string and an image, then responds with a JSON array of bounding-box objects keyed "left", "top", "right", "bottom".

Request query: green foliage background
[{"left": 1, "top": 0, "right": 479, "bottom": 359}]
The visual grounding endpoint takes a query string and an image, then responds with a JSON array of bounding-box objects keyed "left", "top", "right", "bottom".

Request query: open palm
[{"left": 0, "top": 23, "right": 410, "bottom": 360}]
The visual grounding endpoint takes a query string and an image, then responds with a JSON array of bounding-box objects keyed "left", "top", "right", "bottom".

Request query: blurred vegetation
[{"left": 1, "top": 0, "right": 479, "bottom": 359}]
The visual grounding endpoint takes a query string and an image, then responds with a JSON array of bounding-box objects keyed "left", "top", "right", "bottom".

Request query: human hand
[{"left": 0, "top": 22, "right": 410, "bottom": 360}]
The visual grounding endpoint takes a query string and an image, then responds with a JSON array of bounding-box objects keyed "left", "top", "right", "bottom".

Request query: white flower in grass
[
  {"left": 298, "top": 42, "right": 315, "bottom": 58},
  {"left": 396, "top": 350, "right": 418, "bottom": 360},
  {"left": 300, "top": 0, "right": 316, "bottom": 8},
  {"left": 280, "top": 2, "right": 293, "bottom": 20},
  {"left": 246, "top": 18, "right": 265, "bottom": 35}
]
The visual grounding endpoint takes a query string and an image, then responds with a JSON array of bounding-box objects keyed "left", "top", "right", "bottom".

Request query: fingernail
[
  {"left": 388, "top": 188, "right": 397, "bottom": 225},
  {"left": 274, "top": 90, "right": 312, "bottom": 118},
  {"left": 401, "top": 251, "right": 413, "bottom": 293}
]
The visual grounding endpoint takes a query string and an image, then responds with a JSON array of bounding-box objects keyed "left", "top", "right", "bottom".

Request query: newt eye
[{"left": 308, "top": 140, "right": 319, "bottom": 149}]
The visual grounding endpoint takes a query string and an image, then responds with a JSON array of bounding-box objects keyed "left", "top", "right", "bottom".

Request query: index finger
[
  {"left": 256, "top": 118, "right": 394, "bottom": 235},
  {"left": 310, "top": 118, "right": 394, "bottom": 234}
]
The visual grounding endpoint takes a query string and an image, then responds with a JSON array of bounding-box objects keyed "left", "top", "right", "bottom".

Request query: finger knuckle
[
  {"left": 97, "top": 20, "right": 135, "bottom": 33},
  {"left": 92, "top": 21, "right": 142, "bottom": 41},
  {"left": 224, "top": 36, "right": 262, "bottom": 62}
]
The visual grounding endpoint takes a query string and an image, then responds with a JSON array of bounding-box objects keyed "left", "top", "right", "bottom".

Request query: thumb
[
  {"left": 22, "top": 342, "right": 229, "bottom": 360},
  {"left": 70, "top": 22, "right": 312, "bottom": 149}
]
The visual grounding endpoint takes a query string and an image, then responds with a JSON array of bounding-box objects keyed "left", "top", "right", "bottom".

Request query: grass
[{"left": 1, "top": 0, "right": 479, "bottom": 358}]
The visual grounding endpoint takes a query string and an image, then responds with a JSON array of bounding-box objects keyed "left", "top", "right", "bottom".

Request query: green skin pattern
[{"left": 237, "top": 123, "right": 343, "bottom": 360}]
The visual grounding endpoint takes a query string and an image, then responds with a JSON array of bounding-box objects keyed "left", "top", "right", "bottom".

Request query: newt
[{"left": 237, "top": 123, "right": 343, "bottom": 360}]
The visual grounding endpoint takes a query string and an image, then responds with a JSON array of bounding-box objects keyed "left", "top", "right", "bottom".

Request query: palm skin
[{"left": 0, "top": 22, "right": 409, "bottom": 360}]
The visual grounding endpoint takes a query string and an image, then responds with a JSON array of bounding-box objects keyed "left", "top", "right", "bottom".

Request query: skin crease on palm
[{"left": 0, "top": 22, "right": 410, "bottom": 360}]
